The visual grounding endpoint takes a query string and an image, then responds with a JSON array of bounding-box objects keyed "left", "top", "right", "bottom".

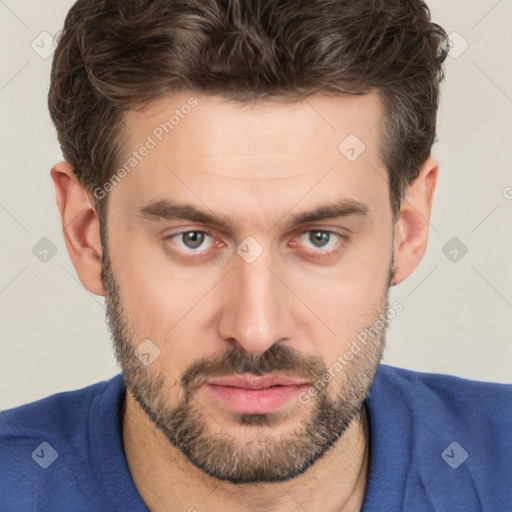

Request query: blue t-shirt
[{"left": 1, "top": 364, "right": 511, "bottom": 511}]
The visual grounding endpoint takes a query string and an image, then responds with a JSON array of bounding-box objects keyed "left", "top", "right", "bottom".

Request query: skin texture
[{"left": 51, "top": 91, "right": 438, "bottom": 512}]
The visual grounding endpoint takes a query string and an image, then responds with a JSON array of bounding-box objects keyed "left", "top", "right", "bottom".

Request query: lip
[
  {"left": 206, "top": 374, "right": 310, "bottom": 389},
  {"left": 203, "top": 374, "right": 310, "bottom": 414}
]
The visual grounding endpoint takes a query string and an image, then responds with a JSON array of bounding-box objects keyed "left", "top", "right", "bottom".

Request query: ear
[
  {"left": 50, "top": 161, "right": 105, "bottom": 296},
  {"left": 391, "top": 156, "right": 438, "bottom": 286}
]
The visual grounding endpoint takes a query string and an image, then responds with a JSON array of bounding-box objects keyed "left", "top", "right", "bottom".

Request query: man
[{"left": 1, "top": 0, "right": 510, "bottom": 510}]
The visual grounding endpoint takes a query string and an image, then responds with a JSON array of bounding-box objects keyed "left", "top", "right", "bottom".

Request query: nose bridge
[{"left": 218, "top": 252, "right": 293, "bottom": 354}]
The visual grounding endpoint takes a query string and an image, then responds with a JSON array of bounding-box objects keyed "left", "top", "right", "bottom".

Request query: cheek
[
  {"left": 109, "top": 203, "right": 391, "bottom": 363},
  {"left": 112, "top": 224, "right": 204, "bottom": 306},
  {"left": 301, "top": 230, "right": 390, "bottom": 300},
  {"left": 289, "top": 232, "right": 391, "bottom": 361}
]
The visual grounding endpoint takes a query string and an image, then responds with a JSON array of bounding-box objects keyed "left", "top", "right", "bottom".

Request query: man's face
[{"left": 101, "top": 91, "right": 394, "bottom": 484}]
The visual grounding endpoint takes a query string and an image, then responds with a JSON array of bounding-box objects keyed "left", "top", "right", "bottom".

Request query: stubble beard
[{"left": 101, "top": 244, "right": 389, "bottom": 485}]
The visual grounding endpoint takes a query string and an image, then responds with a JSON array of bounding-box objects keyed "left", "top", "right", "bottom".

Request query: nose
[{"left": 218, "top": 252, "right": 296, "bottom": 354}]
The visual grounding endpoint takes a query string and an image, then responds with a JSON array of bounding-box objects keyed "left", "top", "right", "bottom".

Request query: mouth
[{"left": 203, "top": 374, "right": 311, "bottom": 414}]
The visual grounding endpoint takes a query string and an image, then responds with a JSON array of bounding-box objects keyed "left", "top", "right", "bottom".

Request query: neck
[{"left": 122, "top": 390, "right": 369, "bottom": 512}]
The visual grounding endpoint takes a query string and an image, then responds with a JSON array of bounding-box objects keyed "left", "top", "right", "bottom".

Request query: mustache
[{"left": 180, "top": 343, "right": 327, "bottom": 395}]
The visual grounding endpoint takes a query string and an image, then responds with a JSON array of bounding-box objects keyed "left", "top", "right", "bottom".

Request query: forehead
[
  {"left": 123, "top": 91, "right": 383, "bottom": 171},
  {"left": 111, "top": 91, "right": 388, "bottom": 228}
]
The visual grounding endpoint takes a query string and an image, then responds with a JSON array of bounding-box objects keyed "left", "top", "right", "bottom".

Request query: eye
[
  {"left": 168, "top": 230, "right": 215, "bottom": 252},
  {"left": 297, "top": 230, "right": 341, "bottom": 252}
]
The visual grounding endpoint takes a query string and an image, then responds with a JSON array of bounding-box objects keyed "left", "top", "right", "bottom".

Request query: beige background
[{"left": 1, "top": 0, "right": 511, "bottom": 410}]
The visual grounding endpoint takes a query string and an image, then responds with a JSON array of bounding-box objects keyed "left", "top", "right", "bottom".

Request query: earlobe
[
  {"left": 391, "top": 157, "right": 439, "bottom": 286},
  {"left": 50, "top": 161, "right": 105, "bottom": 296}
]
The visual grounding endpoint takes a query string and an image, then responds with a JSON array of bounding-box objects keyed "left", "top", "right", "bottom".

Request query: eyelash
[
  {"left": 297, "top": 231, "right": 345, "bottom": 260},
  {"left": 164, "top": 229, "right": 346, "bottom": 261}
]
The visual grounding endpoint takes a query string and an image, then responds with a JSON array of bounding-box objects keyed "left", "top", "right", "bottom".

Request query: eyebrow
[{"left": 137, "top": 198, "right": 369, "bottom": 231}]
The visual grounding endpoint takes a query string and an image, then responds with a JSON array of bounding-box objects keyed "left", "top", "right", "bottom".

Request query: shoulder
[
  {"left": 364, "top": 364, "right": 512, "bottom": 511},
  {"left": 374, "top": 364, "right": 511, "bottom": 423},
  {"left": 375, "top": 363, "right": 511, "bottom": 407},
  {"left": 371, "top": 364, "right": 512, "bottom": 450},
  {"left": 0, "top": 375, "right": 125, "bottom": 511},
  {"left": 0, "top": 375, "right": 123, "bottom": 440}
]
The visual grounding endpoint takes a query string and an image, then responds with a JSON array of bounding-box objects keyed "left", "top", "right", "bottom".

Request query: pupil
[
  {"left": 184, "top": 232, "right": 204, "bottom": 249},
  {"left": 310, "top": 231, "right": 329, "bottom": 247}
]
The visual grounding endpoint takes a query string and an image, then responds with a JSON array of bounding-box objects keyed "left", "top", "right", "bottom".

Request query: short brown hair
[{"left": 48, "top": 0, "right": 448, "bottom": 237}]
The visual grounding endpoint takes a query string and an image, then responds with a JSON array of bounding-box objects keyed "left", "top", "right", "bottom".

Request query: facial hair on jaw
[{"left": 100, "top": 239, "right": 390, "bottom": 485}]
